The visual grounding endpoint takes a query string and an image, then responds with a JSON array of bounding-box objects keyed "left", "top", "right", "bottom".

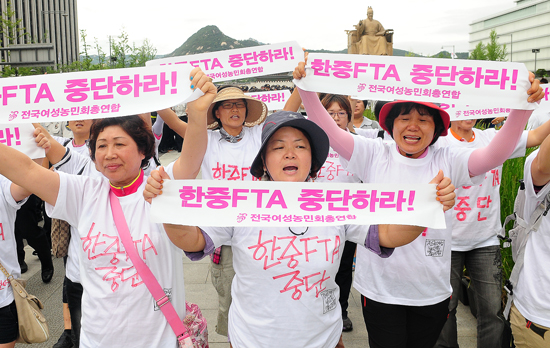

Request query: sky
[{"left": 78, "top": 0, "right": 518, "bottom": 57}]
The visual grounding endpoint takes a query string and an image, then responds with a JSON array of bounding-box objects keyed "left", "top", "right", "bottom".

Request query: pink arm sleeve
[
  {"left": 298, "top": 88, "right": 355, "bottom": 161},
  {"left": 468, "top": 109, "right": 532, "bottom": 177}
]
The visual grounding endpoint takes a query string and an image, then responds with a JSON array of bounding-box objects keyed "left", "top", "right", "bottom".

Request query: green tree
[
  {"left": 0, "top": 0, "right": 29, "bottom": 46},
  {"left": 110, "top": 29, "right": 131, "bottom": 68},
  {"left": 469, "top": 42, "right": 487, "bottom": 61},
  {"left": 79, "top": 29, "right": 94, "bottom": 70},
  {"left": 486, "top": 29, "right": 508, "bottom": 61},
  {"left": 432, "top": 51, "right": 451, "bottom": 59},
  {"left": 129, "top": 38, "right": 157, "bottom": 67},
  {"left": 470, "top": 29, "right": 507, "bottom": 62}
]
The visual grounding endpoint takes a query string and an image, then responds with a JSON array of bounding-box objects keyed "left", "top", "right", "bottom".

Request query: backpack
[{"left": 498, "top": 179, "right": 550, "bottom": 318}]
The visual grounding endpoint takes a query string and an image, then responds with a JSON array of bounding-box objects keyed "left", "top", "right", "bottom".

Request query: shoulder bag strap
[
  {"left": 0, "top": 260, "right": 13, "bottom": 280},
  {"left": 108, "top": 191, "right": 191, "bottom": 346}
]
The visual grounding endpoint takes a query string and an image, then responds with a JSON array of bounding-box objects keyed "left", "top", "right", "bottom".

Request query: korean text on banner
[
  {"left": 147, "top": 42, "right": 303, "bottom": 83},
  {"left": 293, "top": 53, "right": 535, "bottom": 120},
  {"left": 150, "top": 180, "right": 446, "bottom": 229},
  {"left": 246, "top": 90, "right": 291, "bottom": 111},
  {"left": 539, "top": 85, "right": 550, "bottom": 114},
  {"left": 0, "top": 64, "right": 200, "bottom": 125},
  {"left": 0, "top": 123, "right": 44, "bottom": 159}
]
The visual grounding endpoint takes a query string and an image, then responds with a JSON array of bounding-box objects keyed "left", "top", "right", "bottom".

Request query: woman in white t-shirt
[
  {"left": 0, "top": 177, "right": 33, "bottom": 348},
  {"left": 179, "top": 85, "right": 268, "bottom": 338},
  {"left": 509, "top": 132, "right": 550, "bottom": 347},
  {"left": 145, "top": 110, "right": 457, "bottom": 348},
  {"left": 292, "top": 58, "right": 544, "bottom": 348},
  {"left": 0, "top": 68, "right": 216, "bottom": 348}
]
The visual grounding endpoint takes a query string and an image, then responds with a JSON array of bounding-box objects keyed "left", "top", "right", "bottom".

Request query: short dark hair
[
  {"left": 89, "top": 116, "right": 155, "bottom": 168},
  {"left": 211, "top": 84, "right": 248, "bottom": 126},
  {"left": 384, "top": 102, "right": 445, "bottom": 146},
  {"left": 320, "top": 94, "right": 353, "bottom": 122},
  {"left": 374, "top": 100, "right": 390, "bottom": 122}
]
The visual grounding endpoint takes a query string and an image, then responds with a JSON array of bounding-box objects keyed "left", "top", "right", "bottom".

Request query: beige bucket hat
[{"left": 206, "top": 87, "right": 268, "bottom": 129}]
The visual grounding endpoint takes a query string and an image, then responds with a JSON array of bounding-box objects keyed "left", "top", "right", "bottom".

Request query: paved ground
[{"left": 15, "top": 150, "right": 478, "bottom": 348}]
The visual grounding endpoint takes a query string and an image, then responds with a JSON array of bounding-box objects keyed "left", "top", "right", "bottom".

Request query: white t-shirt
[
  {"left": 46, "top": 172, "right": 185, "bottom": 348},
  {"left": 354, "top": 127, "right": 394, "bottom": 144},
  {"left": 0, "top": 176, "right": 26, "bottom": 309},
  {"left": 201, "top": 224, "right": 369, "bottom": 348},
  {"left": 201, "top": 126, "right": 263, "bottom": 181},
  {"left": 434, "top": 130, "right": 527, "bottom": 251},
  {"left": 513, "top": 149, "right": 550, "bottom": 327},
  {"left": 315, "top": 148, "right": 361, "bottom": 183},
  {"left": 344, "top": 136, "right": 480, "bottom": 305},
  {"left": 142, "top": 134, "right": 162, "bottom": 176},
  {"left": 54, "top": 136, "right": 90, "bottom": 157},
  {"left": 53, "top": 148, "right": 105, "bottom": 283},
  {"left": 526, "top": 99, "right": 550, "bottom": 130}
]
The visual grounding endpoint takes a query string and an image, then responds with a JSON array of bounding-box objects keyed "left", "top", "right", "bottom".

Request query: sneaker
[
  {"left": 52, "top": 330, "right": 73, "bottom": 348},
  {"left": 342, "top": 316, "right": 353, "bottom": 332}
]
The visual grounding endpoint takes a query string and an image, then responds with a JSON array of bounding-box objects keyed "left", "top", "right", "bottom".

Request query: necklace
[{"left": 288, "top": 227, "right": 309, "bottom": 236}]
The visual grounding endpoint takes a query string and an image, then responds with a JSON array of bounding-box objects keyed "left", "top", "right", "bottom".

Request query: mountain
[
  {"left": 167, "top": 25, "right": 264, "bottom": 57},
  {"left": 165, "top": 25, "right": 468, "bottom": 59}
]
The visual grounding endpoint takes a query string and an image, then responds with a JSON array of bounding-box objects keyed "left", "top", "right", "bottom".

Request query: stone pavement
[{"left": 15, "top": 150, "right": 477, "bottom": 348}]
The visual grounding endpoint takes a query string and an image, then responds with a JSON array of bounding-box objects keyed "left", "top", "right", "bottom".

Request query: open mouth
[
  {"left": 283, "top": 166, "right": 298, "bottom": 173},
  {"left": 403, "top": 135, "right": 421, "bottom": 144}
]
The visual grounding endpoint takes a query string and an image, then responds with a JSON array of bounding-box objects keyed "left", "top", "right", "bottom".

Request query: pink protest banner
[
  {"left": 150, "top": 180, "right": 445, "bottom": 228},
  {"left": 0, "top": 123, "right": 44, "bottom": 159},
  {"left": 293, "top": 53, "right": 535, "bottom": 117},
  {"left": 0, "top": 64, "right": 201, "bottom": 125},
  {"left": 246, "top": 90, "right": 291, "bottom": 111},
  {"left": 146, "top": 42, "right": 303, "bottom": 82}
]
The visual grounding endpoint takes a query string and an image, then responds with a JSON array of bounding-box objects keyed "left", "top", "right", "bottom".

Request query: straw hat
[{"left": 206, "top": 87, "right": 268, "bottom": 129}]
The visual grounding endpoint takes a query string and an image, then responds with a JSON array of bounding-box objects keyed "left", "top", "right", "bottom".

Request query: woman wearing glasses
[{"left": 194, "top": 85, "right": 268, "bottom": 338}]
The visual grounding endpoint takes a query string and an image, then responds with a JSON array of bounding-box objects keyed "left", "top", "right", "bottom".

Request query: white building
[{"left": 469, "top": 0, "right": 550, "bottom": 73}]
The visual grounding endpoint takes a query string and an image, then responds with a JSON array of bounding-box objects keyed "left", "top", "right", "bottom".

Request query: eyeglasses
[
  {"left": 221, "top": 101, "right": 246, "bottom": 109},
  {"left": 328, "top": 112, "right": 347, "bottom": 119}
]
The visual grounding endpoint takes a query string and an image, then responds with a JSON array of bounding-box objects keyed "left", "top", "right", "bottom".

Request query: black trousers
[
  {"left": 15, "top": 194, "right": 53, "bottom": 270},
  {"left": 362, "top": 295, "right": 450, "bottom": 348},
  {"left": 66, "top": 277, "right": 83, "bottom": 347},
  {"left": 335, "top": 241, "right": 356, "bottom": 318}
]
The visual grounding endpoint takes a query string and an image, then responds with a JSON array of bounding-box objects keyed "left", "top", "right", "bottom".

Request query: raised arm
[
  {"left": 527, "top": 117, "right": 550, "bottom": 148},
  {"left": 531, "top": 132, "right": 550, "bottom": 186},
  {"left": 283, "top": 87, "right": 303, "bottom": 112},
  {"left": 469, "top": 74, "right": 543, "bottom": 177},
  {"left": 0, "top": 142, "right": 60, "bottom": 205},
  {"left": 298, "top": 88, "right": 355, "bottom": 160},
  {"left": 157, "top": 108, "right": 189, "bottom": 139},
  {"left": 9, "top": 157, "right": 45, "bottom": 202},
  {"left": 293, "top": 56, "right": 355, "bottom": 160},
  {"left": 33, "top": 124, "right": 67, "bottom": 165},
  {"left": 171, "top": 67, "right": 216, "bottom": 180}
]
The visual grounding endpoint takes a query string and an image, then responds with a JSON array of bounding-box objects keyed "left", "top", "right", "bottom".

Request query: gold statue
[{"left": 347, "top": 7, "right": 393, "bottom": 55}]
